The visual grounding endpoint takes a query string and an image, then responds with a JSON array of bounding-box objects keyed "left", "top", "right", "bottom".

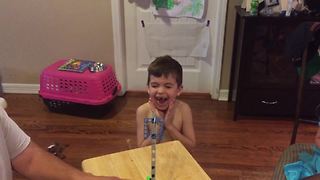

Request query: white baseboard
[
  {"left": 218, "top": 89, "right": 229, "bottom": 101},
  {"left": 2, "top": 83, "right": 40, "bottom": 94},
  {"left": 2, "top": 83, "right": 229, "bottom": 101}
]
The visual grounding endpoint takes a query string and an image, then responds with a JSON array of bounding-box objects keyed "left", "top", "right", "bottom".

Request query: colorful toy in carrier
[{"left": 39, "top": 59, "right": 121, "bottom": 117}]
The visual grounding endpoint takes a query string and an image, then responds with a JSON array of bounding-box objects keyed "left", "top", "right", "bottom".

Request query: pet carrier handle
[
  {"left": 112, "top": 86, "right": 118, "bottom": 96},
  {"left": 112, "top": 83, "right": 121, "bottom": 96}
]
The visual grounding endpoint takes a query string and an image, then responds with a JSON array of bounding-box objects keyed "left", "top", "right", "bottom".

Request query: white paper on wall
[{"left": 143, "top": 23, "right": 210, "bottom": 58}]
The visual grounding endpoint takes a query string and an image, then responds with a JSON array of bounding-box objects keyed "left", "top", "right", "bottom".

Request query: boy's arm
[
  {"left": 136, "top": 106, "right": 152, "bottom": 147},
  {"left": 12, "top": 141, "right": 119, "bottom": 180},
  {"left": 165, "top": 103, "right": 196, "bottom": 148}
]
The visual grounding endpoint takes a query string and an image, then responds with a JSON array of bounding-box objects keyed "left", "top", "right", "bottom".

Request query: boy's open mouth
[{"left": 155, "top": 96, "right": 168, "bottom": 105}]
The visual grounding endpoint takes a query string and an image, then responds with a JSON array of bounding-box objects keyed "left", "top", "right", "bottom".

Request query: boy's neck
[{"left": 159, "top": 109, "right": 167, "bottom": 114}]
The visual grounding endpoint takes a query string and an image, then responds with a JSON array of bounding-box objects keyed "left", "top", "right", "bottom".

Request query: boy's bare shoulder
[
  {"left": 137, "top": 102, "right": 150, "bottom": 114},
  {"left": 176, "top": 100, "right": 191, "bottom": 110}
]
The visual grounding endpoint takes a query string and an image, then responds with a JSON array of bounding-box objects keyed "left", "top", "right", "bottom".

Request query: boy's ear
[
  {"left": 147, "top": 86, "right": 151, "bottom": 95},
  {"left": 177, "top": 85, "right": 183, "bottom": 96}
]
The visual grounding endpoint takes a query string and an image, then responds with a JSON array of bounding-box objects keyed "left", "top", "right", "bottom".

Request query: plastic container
[{"left": 39, "top": 59, "right": 121, "bottom": 116}]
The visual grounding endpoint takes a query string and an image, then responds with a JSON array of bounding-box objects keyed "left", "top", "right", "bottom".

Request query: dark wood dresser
[{"left": 229, "top": 6, "right": 320, "bottom": 120}]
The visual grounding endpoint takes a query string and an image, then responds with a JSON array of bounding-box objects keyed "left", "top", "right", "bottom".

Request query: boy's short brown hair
[{"left": 147, "top": 55, "right": 183, "bottom": 86}]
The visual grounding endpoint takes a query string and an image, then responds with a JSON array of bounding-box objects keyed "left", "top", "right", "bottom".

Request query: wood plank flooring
[{"left": 4, "top": 93, "right": 317, "bottom": 180}]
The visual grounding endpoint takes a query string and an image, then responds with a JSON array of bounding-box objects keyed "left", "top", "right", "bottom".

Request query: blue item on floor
[{"left": 284, "top": 145, "right": 320, "bottom": 180}]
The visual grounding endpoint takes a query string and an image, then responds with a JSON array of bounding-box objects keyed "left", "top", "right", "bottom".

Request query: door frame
[
  {"left": 111, "top": 0, "right": 126, "bottom": 95},
  {"left": 111, "top": 0, "right": 228, "bottom": 99}
]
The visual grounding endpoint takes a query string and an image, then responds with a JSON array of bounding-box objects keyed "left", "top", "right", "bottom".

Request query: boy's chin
[{"left": 155, "top": 104, "right": 169, "bottom": 111}]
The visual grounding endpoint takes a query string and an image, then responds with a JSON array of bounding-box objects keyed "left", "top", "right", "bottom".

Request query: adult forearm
[{"left": 12, "top": 142, "right": 83, "bottom": 180}]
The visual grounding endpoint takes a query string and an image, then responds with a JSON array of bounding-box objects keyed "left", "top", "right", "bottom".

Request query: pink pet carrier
[{"left": 39, "top": 59, "right": 121, "bottom": 117}]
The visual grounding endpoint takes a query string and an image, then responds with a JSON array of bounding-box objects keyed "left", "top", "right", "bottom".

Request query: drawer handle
[{"left": 261, "top": 100, "right": 278, "bottom": 105}]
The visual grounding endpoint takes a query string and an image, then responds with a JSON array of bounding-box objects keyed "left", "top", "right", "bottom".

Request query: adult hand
[
  {"left": 94, "top": 177, "right": 121, "bottom": 180},
  {"left": 83, "top": 173, "right": 122, "bottom": 180}
]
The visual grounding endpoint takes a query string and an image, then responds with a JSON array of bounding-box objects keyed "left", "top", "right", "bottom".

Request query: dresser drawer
[{"left": 239, "top": 90, "right": 296, "bottom": 116}]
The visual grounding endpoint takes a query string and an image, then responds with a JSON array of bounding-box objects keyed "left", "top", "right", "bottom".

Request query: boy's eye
[{"left": 150, "top": 84, "right": 159, "bottom": 88}]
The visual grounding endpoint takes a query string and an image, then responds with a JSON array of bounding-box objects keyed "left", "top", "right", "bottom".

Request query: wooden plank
[{"left": 82, "top": 141, "right": 211, "bottom": 180}]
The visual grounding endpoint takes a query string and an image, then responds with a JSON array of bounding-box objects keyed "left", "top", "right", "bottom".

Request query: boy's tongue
[{"left": 156, "top": 97, "right": 168, "bottom": 109}]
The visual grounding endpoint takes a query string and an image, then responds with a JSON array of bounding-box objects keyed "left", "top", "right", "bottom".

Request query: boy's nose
[{"left": 157, "top": 86, "right": 165, "bottom": 93}]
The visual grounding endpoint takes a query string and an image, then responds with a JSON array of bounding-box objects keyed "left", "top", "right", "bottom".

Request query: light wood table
[{"left": 82, "top": 140, "right": 211, "bottom": 180}]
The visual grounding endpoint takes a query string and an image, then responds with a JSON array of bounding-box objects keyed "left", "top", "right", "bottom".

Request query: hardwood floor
[{"left": 4, "top": 93, "right": 317, "bottom": 180}]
